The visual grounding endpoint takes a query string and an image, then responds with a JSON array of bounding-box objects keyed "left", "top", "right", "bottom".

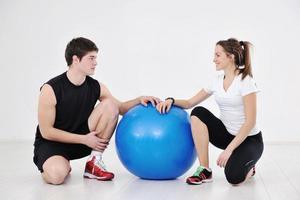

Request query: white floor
[{"left": 1, "top": 141, "right": 300, "bottom": 200}]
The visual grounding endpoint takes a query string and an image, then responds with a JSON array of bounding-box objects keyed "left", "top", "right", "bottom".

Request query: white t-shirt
[{"left": 204, "top": 74, "right": 260, "bottom": 136}]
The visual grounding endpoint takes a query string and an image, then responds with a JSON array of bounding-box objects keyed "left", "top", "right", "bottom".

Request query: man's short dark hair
[{"left": 65, "top": 37, "right": 98, "bottom": 66}]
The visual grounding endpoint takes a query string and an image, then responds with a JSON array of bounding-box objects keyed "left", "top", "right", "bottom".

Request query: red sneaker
[{"left": 83, "top": 156, "right": 114, "bottom": 181}]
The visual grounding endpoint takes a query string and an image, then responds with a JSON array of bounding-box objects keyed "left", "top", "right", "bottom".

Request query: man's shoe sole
[{"left": 83, "top": 172, "right": 114, "bottom": 181}]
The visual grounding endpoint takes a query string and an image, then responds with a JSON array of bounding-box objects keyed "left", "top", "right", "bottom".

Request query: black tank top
[{"left": 34, "top": 72, "right": 100, "bottom": 146}]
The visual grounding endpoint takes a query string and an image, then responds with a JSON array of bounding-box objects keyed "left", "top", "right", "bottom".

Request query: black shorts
[
  {"left": 33, "top": 141, "right": 92, "bottom": 172},
  {"left": 33, "top": 123, "right": 92, "bottom": 172},
  {"left": 191, "top": 106, "right": 264, "bottom": 184}
]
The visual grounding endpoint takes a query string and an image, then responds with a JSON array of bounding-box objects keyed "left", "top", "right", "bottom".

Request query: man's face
[{"left": 75, "top": 51, "right": 98, "bottom": 75}]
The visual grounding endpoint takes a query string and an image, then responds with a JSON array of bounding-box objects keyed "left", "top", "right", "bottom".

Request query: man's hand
[
  {"left": 139, "top": 96, "right": 161, "bottom": 107},
  {"left": 82, "top": 131, "right": 109, "bottom": 151}
]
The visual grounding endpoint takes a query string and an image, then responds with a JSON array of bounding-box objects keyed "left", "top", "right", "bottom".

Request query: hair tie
[{"left": 239, "top": 41, "right": 244, "bottom": 46}]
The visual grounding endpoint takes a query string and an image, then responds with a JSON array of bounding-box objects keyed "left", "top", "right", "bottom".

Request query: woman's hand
[
  {"left": 217, "top": 149, "right": 232, "bottom": 168},
  {"left": 156, "top": 99, "right": 173, "bottom": 114}
]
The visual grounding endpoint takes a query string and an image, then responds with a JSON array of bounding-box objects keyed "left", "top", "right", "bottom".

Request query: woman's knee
[
  {"left": 191, "top": 106, "right": 209, "bottom": 121},
  {"left": 190, "top": 107, "right": 208, "bottom": 128},
  {"left": 224, "top": 165, "right": 245, "bottom": 185},
  {"left": 190, "top": 115, "right": 206, "bottom": 128}
]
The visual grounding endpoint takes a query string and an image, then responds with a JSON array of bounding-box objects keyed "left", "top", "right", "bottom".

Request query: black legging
[{"left": 191, "top": 106, "right": 264, "bottom": 184}]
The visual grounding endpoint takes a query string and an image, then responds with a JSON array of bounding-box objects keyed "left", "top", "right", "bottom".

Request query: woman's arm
[
  {"left": 217, "top": 92, "right": 257, "bottom": 167},
  {"left": 226, "top": 92, "right": 257, "bottom": 152},
  {"left": 175, "top": 89, "right": 211, "bottom": 109},
  {"left": 156, "top": 89, "right": 211, "bottom": 113}
]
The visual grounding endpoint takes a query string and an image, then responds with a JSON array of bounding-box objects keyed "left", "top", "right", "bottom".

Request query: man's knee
[
  {"left": 101, "top": 99, "right": 119, "bottom": 119},
  {"left": 42, "top": 159, "right": 70, "bottom": 185}
]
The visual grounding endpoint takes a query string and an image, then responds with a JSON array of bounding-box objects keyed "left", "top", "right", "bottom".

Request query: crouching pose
[
  {"left": 156, "top": 38, "right": 263, "bottom": 185},
  {"left": 33, "top": 37, "right": 160, "bottom": 185}
]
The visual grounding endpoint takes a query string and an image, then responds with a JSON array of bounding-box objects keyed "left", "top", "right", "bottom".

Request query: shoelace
[
  {"left": 193, "top": 166, "right": 205, "bottom": 176},
  {"left": 95, "top": 157, "right": 107, "bottom": 171}
]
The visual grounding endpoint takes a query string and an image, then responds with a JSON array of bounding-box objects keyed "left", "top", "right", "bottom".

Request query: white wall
[{"left": 0, "top": 0, "right": 299, "bottom": 142}]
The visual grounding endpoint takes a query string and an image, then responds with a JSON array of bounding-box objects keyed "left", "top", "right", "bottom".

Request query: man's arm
[
  {"left": 99, "top": 82, "right": 160, "bottom": 115},
  {"left": 38, "top": 84, "right": 96, "bottom": 145}
]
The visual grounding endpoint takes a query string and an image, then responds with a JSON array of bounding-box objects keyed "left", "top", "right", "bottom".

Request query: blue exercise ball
[{"left": 115, "top": 104, "right": 196, "bottom": 180}]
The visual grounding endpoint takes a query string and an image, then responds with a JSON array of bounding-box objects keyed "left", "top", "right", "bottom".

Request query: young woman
[{"left": 156, "top": 38, "right": 263, "bottom": 185}]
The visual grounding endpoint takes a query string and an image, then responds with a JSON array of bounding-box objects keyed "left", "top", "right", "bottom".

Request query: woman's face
[{"left": 213, "top": 45, "right": 234, "bottom": 71}]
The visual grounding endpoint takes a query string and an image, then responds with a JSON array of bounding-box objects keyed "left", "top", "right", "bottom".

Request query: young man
[{"left": 33, "top": 37, "right": 160, "bottom": 185}]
